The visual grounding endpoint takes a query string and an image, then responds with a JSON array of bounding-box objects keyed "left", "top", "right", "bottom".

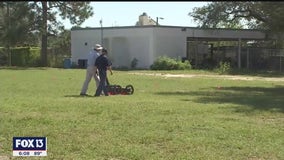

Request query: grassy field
[{"left": 0, "top": 67, "right": 283, "bottom": 160}]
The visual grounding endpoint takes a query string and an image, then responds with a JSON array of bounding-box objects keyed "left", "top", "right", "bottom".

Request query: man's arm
[
  {"left": 106, "top": 57, "right": 113, "bottom": 75},
  {"left": 107, "top": 66, "right": 113, "bottom": 75},
  {"left": 94, "top": 66, "right": 98, "bottom": 75}
]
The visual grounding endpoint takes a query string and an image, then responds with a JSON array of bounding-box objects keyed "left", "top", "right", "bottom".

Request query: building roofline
[{"left": 71, "top": 25, "right": 267, "bottom": 32}]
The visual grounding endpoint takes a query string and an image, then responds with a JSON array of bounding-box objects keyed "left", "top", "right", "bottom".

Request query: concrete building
[{"left": 71, "top": 25, "right": 272, "bottom": 69}]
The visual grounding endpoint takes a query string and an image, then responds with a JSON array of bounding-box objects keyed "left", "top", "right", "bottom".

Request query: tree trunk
[{"left": 41, "top": 1, "right": 48, "bottom": 67}]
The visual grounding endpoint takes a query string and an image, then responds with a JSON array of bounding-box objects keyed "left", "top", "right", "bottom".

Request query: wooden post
[
  {"left": 238, "top": 38, "right": 242, "bottom": 69},
  {"left": 7, "top": 2, "right": 11, "bottom": 66},
  {"left": 280, "top": 56, "right": 282, "bottom": 72},
  {"left": 246, "top": 47, "right": 249, "bottom": 69}
]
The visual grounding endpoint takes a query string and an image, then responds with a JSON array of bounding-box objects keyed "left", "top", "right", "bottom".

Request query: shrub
[
  {"left": 215, "top": 61, "right": 232, "bottom": 74},
  {"left": 11, "top": 47, "right": 40, "bottom": 67},
  {"left": 131, "top": 58, "right": 138, "bottom": 69},
  {"left": 27, "top": 47, "right": 41, "bottom": 66},
  {"left": 150, "top": 56, "right": 192, "bottom": 70},
  {"left": 0, "top": 47, "right": 8, "bottom": 66}
]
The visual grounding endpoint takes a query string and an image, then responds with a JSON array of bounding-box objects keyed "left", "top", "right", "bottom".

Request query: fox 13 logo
[{"left": 13, "top": 137, "right": 47, "bottom": 156}]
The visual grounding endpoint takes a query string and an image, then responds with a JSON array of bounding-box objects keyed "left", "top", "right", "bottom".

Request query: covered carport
[{"left": 182, "top": 27, "right": 274, "bottom": 69}]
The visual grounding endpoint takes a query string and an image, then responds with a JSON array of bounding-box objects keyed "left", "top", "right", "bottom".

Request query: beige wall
[
  {"left": 153, "top": 27, "right": 186, "bottom": 61},
  {"left": 71, "top": 27, "right": 155, "bottom": 68}
]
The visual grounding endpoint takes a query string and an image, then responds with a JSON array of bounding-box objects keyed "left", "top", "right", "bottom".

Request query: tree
[
  {"left": 0, "top": 2, "right": 36, "bottom": 66},
  {"left": 47, "top": 29, "right": 71, "bottom": 67},
  {"left": 0, "top": 2, "right": 35, "bottom": 47},
  {"left": 29, "top": 2, "right": 93, "bottom": 66},
  {"left": 48, "top": 29, "right": 70, "bottom": 50},
  {"left": 188, "top": 2, "right": 284, "bottom": 32}
]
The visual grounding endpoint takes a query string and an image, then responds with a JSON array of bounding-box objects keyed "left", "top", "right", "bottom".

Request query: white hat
[{"left": 94, "top": 44, "right": 103, "bottom": 50}]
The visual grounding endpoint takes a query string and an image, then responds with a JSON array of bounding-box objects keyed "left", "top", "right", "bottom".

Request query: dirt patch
[
  {"left": 129, "top": 72, "right": 284, "bottom": 82},
  {"left": 0, "top": 156, "right": 9, "bottom": 160}
]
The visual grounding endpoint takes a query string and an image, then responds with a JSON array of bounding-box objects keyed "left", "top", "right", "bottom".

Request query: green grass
[{"left": 0, "top": 68, "right": 283, "bottom": 159}]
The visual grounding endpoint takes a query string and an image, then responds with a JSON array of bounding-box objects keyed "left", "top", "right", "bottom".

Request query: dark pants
[{"left": 95, "top": 70, "right": 109, "bottom": 96}]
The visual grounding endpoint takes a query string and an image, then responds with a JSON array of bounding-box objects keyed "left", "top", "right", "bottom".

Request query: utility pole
[
  {"left": 156, "top": 17, "right": 164, "bottom": 26},
  {"left": 100, "top": 19, "right": 103, "bottom": 46},
  {"left": 7, "top": 2, "right": 11, "bottom": 66}
]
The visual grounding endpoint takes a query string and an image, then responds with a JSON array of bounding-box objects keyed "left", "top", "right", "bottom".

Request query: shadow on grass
[
  {"left": 156, "top": 85, "right": 284, "bottom": 113},
  {"left": 200, "top": 68, "right": 284, "bottom": 78},
  {"left": 0, "top": 66, "right": 48, "bottom": 70},
  {"left": 228, "top": 69, "right": 284, "bottom": 78},
  {"left": 64, "top": 95, "right": 94, "bottom": 98}
]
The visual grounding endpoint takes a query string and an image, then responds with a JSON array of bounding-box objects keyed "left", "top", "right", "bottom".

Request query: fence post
[
  {"left": 280, "top": 56, "right": 282, "bottom": 72},
  {"left": 238, "top": 38, "right": 242, "bottom": 69},
  {"left": 246, "top": 48, "right": 249, "bottom": 69}
]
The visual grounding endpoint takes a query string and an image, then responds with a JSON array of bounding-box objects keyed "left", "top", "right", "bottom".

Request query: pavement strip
[{"left": 128, "top": 72, "right": 284, "bottom": 82}]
